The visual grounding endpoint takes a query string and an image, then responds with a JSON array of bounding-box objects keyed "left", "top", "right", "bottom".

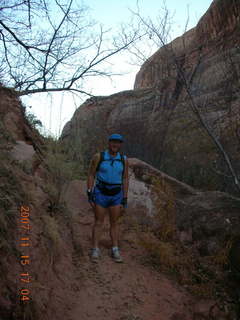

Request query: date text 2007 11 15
[{"left": 19, "top": 205, "right": 31, "bottom": 302}]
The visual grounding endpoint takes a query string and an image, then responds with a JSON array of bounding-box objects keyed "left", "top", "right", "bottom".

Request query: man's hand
[
  {"left": 90, "top": 202, "right": 96, "bottom": 210},
  {"left": 121, "top": 197, "right": 128, "bottom": 209},
  {"left": 87, "top": 189, "right": 96, "bottom": 209}
]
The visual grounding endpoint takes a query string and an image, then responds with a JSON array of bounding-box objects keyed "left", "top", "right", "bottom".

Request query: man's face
[{"left": 109, "top": 139, "right": 122, "bottom": 152}]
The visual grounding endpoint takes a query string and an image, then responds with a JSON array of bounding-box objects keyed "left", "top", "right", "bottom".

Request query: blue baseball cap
[{"left": 108, "top": 133, "right": 124, "bottom": 142}]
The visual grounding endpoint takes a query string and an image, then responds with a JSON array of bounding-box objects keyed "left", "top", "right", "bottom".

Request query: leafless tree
[
  {"left": 0, "top": 0, "right": 141, "bottom": 97},
  {"left": 128, "top": 7, "right": 240, "bottom": 194}
]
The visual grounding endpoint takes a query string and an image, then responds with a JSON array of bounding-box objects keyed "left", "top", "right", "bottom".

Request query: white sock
[{"left": 112, "top": 246, "right": 118, "bottom": 251}]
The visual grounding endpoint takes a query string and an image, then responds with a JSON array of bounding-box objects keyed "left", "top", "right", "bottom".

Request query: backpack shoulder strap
[
  {"left": 96, "top": 151, "right": 105, "bottom": 172},
  {"left": 119, "top": 152, "right": 126, "bottom": 183}
]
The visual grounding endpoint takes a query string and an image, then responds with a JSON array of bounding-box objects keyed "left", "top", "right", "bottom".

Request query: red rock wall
[
  {"left": 61, "top": 0, "right": 240, "bottom": 194},
  {"left": 134, "top": 0, "right": 240, "bottom": 89}
]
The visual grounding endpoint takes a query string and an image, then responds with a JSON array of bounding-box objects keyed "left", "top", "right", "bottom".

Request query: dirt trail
[{"left": 61, "top": 180, "right": 198, "bottom": 320}]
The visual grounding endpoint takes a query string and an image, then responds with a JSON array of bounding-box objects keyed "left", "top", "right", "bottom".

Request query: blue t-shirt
[{"left": 96, "top": 149, "right": 126, "bottom": 185}]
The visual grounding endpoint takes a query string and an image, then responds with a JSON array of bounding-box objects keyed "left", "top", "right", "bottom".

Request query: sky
[{"left": 21, "top": 0, "right": 213, "bottom": 138}]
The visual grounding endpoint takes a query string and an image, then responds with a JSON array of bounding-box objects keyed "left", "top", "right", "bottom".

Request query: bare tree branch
[
  {"left": 0, "top": 0, "right": 141, "bottom": 96},
  {"left": 127, "top": 8, "right": 240, "bottom": 194},
  {"left": 16, "top": 86, "right": 93, "bottom": 96}
]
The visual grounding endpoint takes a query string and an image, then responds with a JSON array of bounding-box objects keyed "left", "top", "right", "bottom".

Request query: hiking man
[{"left": 86, "top": 133, "right": 129, "bottom": 263}]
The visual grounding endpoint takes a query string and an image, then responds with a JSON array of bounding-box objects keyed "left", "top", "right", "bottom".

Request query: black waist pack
[{"left": 97, "top": 184, "right": 122, "bottom": 196}]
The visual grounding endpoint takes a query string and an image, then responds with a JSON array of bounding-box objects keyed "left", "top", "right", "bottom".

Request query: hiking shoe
[
  {"left": 90, "top": 247, "right": 101, "bottom": 262},
  {"left": 111, "top": 247, "right": 123, "bottom": 263}
]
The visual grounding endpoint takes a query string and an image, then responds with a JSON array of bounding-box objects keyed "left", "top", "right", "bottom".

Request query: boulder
[{"left": 60, "top": 0, "right": 240, "bottom": 193}]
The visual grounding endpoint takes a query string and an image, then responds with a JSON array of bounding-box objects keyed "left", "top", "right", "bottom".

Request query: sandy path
[{"left": 62, "top": 181, "right": 196, "bottom": 320}]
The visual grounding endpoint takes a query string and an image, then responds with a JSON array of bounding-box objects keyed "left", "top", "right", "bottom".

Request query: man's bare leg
[
  {"left": 108, "top": 204, "right": 123, "bottom": 262},
  {"left": 108, "top": 204, "right": 122, "bottom": 247},
  {"left": 92, "top": 204, "right": 106, "bottom": 248}
]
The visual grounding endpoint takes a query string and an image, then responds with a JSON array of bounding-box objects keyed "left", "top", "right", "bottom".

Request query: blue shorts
[{"left": 92, "top": 185, "right": 123, "bottom": 208}]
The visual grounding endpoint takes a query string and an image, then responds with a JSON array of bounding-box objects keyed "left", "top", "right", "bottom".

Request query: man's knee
[
  {"left": 94, "top": 219, "right": 104, "bottom": 228},
  {"left": 110, "top": 217, "right": 119, "bottom": 226}
]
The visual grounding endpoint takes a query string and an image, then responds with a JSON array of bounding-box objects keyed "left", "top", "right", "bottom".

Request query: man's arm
[
  {"left": 123, "top": 158, "right": 129, "bottom": 198},
  {"left": 87, "top": 153, "right": 100, "bottom": 190}
]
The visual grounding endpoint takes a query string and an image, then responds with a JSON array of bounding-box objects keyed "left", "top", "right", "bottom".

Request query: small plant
[
  {"left": 24, "top": 109, "right": 43, "bottom": 131},
  {"left": 129, "top": 173, "right": 234, "bottom": 304},
  {"left": 44, "top": 135, "right": 84, "bottom": 182},
  {"left": 0, "top": 119, "right": 16, "bottom": 144},
  {"left": 38, "top": 135, "right": 85, "bottom": 219},
  {"left": 41, "top": 214, "right": 61, "bottom": 252}
]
